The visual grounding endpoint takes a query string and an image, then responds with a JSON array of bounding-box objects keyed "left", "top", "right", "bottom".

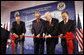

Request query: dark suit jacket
[
  {"left": 1, "top": 27, "right": 10, "bottom": 54},
  {"left": 11, "top": 21, "right": 26, "bottom": 42},
  {"left": 44, "top": 18, "right": 59, "bottom": 44},
  {"left": 32, "top": 19, "right": 45, "bottom": 42},
  {"left": 59, "top": 19, "right": 75, "bottom": 36},
  {"left": 1, "top": 27, "right": 10, "bottom": 40}
]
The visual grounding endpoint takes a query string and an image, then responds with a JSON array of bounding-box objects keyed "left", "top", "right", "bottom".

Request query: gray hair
[{"left": 44, "top": 12, "right": 51, "bottom": 17}]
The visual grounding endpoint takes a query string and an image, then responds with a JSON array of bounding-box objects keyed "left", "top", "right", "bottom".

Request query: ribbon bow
[
  {"left": 10, "top": 35, "right": 16, "bottom": 54},
  {"left": 65, "top": 32, "right": 74, "bottom": 54}
]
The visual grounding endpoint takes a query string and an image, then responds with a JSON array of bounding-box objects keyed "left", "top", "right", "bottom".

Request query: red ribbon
[
  {"left": 11, "top": 35, "right": 73, "bottom": 54},
  {"left": 65, "top": 32, "right": 74, "bottom": 54},
  {"left": 10, "top": 35, "right": 16, "bottom": 54}
]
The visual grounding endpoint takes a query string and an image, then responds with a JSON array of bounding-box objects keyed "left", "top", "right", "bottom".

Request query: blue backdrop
[{"left": 6, "top": 1, "right": 78, "bottom": 54}]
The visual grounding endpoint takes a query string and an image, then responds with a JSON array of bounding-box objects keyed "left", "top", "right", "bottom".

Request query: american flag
[
  {"left": 6, "top": 22, "right": 8, "bottom": 30},
  {"left": 4, "top": 23, "right": 5, "bottom": 29},
  {"left": 76, "top": 14, "right": 83, "bottom": 52},
  {"left": 5, "top": 22, "right": 11, "bottom": 48}
]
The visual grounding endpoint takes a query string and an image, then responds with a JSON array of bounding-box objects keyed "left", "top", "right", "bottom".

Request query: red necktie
[
  {"left": 37, "top": 21, "right": 39, "bottom": 26},
  {"left": 49, "top": 21, "right": 51, "bottom": 28}
]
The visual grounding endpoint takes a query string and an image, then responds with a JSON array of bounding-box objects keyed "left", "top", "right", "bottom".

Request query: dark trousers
[
  {"left": 1, "top": 40, "right": 7, "bottom": 54},
  {"left": 34, "top": 38, "right": 44, "bottom": 54},
  {"left": 61, "top": 38, "right": 68, "bottom": 54},
  {"left": 14, "top": 40, "right": 24, "bottom": 54},
  {"left": 46, "top": 38, "right": 57, "bottom": 54}
]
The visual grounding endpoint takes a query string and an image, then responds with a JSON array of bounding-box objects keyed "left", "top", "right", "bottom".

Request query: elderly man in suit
[
  {"left": 59, "top": 11, "right": 75, "bottom": 54},
  {"left": 32, "top": 11, "right": 45, "bottom": 54},
  {"left": 43, "top": 12, "right": 59, "bottom": 54},
  {"left": 11, "top": 15, "right": 26, "bottom": 54}
]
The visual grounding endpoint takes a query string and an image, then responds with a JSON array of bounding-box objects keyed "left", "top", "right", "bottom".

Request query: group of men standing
[
  {"left": 11, "top": 11, "right": 75, "bottom": 54},
  {"left": 32, "top": 11, "right": 75, "bottom": 54}
]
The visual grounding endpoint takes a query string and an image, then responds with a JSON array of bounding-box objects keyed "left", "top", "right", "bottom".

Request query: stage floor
[
  {"left": 6, "top": 43, "right": 63, "bottom": 54},
  {"left": 6, "top": 42, "right": 78, "bottom": 54}
]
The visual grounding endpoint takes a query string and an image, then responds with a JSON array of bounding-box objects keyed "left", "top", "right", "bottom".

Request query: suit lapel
[
  {"left": 61, "top": 21, "right": 65, "bottom": 32},
  {"left": 17, "top": 21, "right": 21, "bottom": 33},
  {"left": 63, "top": 20, "right": 71, "bottom": 32},
  {"left": 35, "top": 19, "right": 41, "bottom": 30},
  {"left": 51, "top": 18, "right": 54, "bottom": 27}
]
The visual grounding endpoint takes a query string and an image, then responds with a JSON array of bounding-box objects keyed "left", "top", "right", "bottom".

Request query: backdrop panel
[{"left": 8, "top": 1, "right": 76, "bottom": 54}]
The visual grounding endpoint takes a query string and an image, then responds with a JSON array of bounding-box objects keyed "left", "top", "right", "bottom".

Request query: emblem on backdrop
[{"left": 57, "top": 2, "right": 66, "bottom": 10}]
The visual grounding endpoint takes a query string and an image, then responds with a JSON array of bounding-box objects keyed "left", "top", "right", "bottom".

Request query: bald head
[
  {"left": 44, "top": 12, "right": 51, "bottom": 16},
  {"left": 44, "top": 12, "right": 51, "bottom": 21}
]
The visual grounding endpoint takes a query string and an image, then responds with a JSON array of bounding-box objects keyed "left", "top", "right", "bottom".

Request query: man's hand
[
  {"left": 45, "top": 34, "right": 51, "bottom": 38},
  {"left": 20, "top": 34, "right": 24, "bottom": 40},
  {"left": 37, "top": 34, "right": 40, "bottom": 38},
  {"left": 45, "top": 36, "right": 48, "bottom": 38},
  {"left": 43, "top": 33, "right": 45, "bottom": 37},
  {"left": 48, "top": 34, "right": 51, "bottom": 38},
  {"left": 13, "top": 33, "right": 19, "bottom": 38},
  {"left": 59, "top": 34, "right": 63, "bottom": 38},
  {"left": 33, "top": 34, "right": 35, "bottom": 38}
]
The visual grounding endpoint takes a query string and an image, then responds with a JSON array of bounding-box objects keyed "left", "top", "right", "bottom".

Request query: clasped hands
[
  {"left": 32, "top": 34, "right": 40, "bottom": 38},
  {"left": 13, "top": 33, "right": 24, "bottom": 40},
  {"left": 43, "top": 33, "right": 51, "bottom": 38},
  {"left": 32, "top": 33, "right": 51, "bottom": 38}
]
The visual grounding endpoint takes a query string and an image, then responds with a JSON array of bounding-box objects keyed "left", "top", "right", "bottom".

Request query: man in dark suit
[
  {"left": 59, "top": 11, "right": 75, "bottom": 54},
  {"left": 32, "top": 11, "right": 45, "bottom": 54},
  {"left": 44, "top": 12, "right": 58, "bottom": 54},
  {"left": 11, "top": 15, "right": 26, "bottom": 54},
  {"left": 1, "top": 25, "right": 10, "bottom": 54}
]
